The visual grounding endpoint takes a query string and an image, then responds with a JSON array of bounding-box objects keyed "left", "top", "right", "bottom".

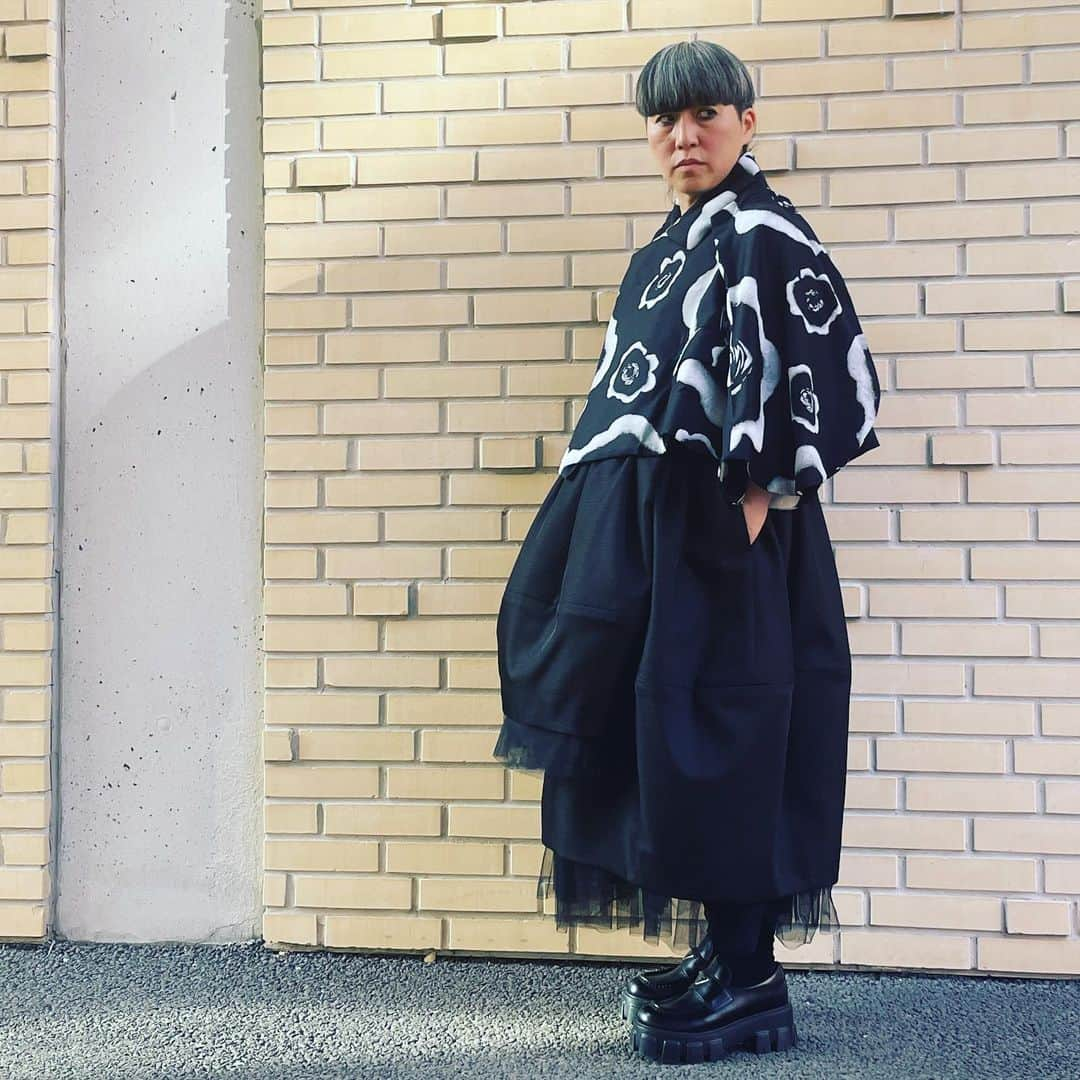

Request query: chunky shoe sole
[{"left": 630, "top": 1002, "right": 797, "bottom": 1065}]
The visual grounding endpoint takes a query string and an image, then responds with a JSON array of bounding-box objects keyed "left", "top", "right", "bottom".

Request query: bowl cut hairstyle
[{"left": 635, "top": 41, "right": 756, "bottom": 155}]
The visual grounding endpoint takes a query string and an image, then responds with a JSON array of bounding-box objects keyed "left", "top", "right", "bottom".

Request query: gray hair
[{"left": 635, "top": 41, "right": 756, "bottom": 155}]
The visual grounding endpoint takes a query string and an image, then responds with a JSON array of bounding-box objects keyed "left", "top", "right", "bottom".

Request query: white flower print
[
  {"left": 726, "top": 338, "right": 754, "bottom": 399},
  {"left": 639, "top": 251, "right": 686, "bottom": 310},
  {"left": 607, "top": 340, "right": 659, "bottom": 404},
  {"left": 786, "top": 266, "right": 842, "bottom": 335},
  {"left": 788, "top": 362, "right": 820, "bottom": 434}
]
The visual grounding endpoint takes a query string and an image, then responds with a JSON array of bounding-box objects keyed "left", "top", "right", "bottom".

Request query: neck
[{"left": 671, "top": 152, "right": 757, "bottom": 214}]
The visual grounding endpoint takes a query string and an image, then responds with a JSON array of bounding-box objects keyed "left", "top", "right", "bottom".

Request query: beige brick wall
[
  {"left": 260, "top": 1, "right": 1080, "bottom": 976},
  {"left": 0, "top": 0, "right": 58, "bottom": 943}
]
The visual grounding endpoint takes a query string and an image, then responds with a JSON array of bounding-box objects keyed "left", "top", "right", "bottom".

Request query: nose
[{"left": 673, "top": 114, "right": 700, "bottom": 150}]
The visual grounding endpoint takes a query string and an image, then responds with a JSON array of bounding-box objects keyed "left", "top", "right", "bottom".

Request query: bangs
[{"left": 635, "top": 40, "right": 754, "bottom": 118}]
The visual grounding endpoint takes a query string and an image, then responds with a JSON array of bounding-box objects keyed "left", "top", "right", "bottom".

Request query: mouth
[{"left": 675, "top": 160, "right": 704, "bottom": 169}]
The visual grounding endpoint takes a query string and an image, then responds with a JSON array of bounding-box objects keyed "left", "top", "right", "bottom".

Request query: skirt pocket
[
  {"left": 632, "top": 674, "right": 796, "bottom": 900},
  {"left": 496, "top": 588, "right": 647, "bottom": 751}
]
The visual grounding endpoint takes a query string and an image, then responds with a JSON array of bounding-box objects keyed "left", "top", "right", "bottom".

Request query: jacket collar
[{"left": 653, "top": 151, "right": 763, "bottom": 246}]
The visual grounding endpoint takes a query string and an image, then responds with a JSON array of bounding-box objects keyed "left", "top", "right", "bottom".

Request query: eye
[{"left": 698, "top": 107, "right": 717, "bottom": 120}]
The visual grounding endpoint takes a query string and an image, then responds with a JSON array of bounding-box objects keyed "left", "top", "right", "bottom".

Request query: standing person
[{"left": 494, "top": 40, "right": 882, "bottom": 1065}]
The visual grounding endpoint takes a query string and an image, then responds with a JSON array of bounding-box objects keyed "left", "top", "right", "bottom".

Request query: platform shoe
[
  {"left": 619, "top": 934, "right": 718, "bottom": 1024},
  {"left": 629, "top": 952, "right": 797, "bottom": 1065}
]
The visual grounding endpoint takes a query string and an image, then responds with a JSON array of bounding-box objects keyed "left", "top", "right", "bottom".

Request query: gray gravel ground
[{"left": 1, "top": 940, "right": 1077, "bottom": 1079}]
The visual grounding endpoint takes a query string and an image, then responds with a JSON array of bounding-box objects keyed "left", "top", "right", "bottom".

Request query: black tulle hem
[
  {"left": 492, "top": 713, "right": 617, "bottom": 777},
  {"left": 534, "top": 845, "right": 840, "bottom": 955}
]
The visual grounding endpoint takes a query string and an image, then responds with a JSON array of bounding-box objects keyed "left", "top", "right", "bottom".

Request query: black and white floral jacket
[{"left": 559, "top": 151, "right": 883, "bottom": 509}]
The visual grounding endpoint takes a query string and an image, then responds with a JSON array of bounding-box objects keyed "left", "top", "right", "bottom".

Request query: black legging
[{"left": 703, "top": 898, "right": 777, "bottom": 984}]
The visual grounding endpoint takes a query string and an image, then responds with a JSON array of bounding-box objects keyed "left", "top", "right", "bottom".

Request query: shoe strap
[{"left": 697, "top": 962, "right": 733, "bottom": 994}]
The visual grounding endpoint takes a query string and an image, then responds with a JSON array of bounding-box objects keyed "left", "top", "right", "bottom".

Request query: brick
[
  {"left": 446, "top": 255, "right": 565, "bottom": 290},
  {"left": 295, "top": 156, "right": 351, "bottom": 188},
  {"left": 265, "top": 765, "right": 380, "bottom": 801},
  {"left": 1004, "top": 899, "right": 1070, "bottom": 937},
  {"left": 573, "top": 179, "right": 668, "bottom": 214},
  {"left": 447, "top": 400, "right": 564, "bottom": 434},
  {"left": 263, "top": 83, "right": 378, "bottom": 119},
  {"left": 0, "top": 129, "right": 53, "bottom": 162},
  {"left": 571, "top": 105, "right": 649, "bottom": 143},
  {"left": 906, "top": 778, "right": 1036, "bottom": 814},
  {"left": 507, "top": 72, "right": 625, "bottom": 109},
  {"left": 384, "top": 78, "right": 500, "bottom": 114},
  {"left": 0, "top": 60, "right": 51, "bottom": 93},
  {"left": 978, "top": 937, "right": 1080, "bottom": 977},
  {"left": 7, "top": 95, "right": 53, "bottom": 128},
  {"left": 322, "top": 44, "right": 439, "bottom": 80},
  {"left": 324, "top": 915, "right": 441, "bottom": 950},
  {"left": 264, "top": 192, "right": 319, "bottom": 224},
  {"left": 262, "top": 14, "right": 317, "bottom": 47},
  {"left": 385, "top": 221, "right": 500, "bottom": 256},
  {"left": 963, "top": 10, "right": 1080, "bottom": 50},
  {"left": 446, "top": 40, "right": 561, "bottom": 75},
  {"left": 871, "top": 892, "right": 1000, "bottom": 932},
  {"left": 297, "top": 728, "right": 414, "bottom": 761},
  {"left": 966, "top": 86, "right": 1080, "bottom": 127},
  {"left": 631, "top": 0, "right": 752, "bottom": 30},
  {"left": 324, "top": 186, "right": 441, "bottom": 221},
  {"left": 322, "top": 10, "right": 436, "bottom": 45},
  {"left": 263, "top": 47, "right": 318, "bottom": 83},
  {"left": 419, "top": 875, "right": 537, "bottom": 913},
  {"left": 571, "top": 31, "right": 685, "bottom": 69},
  {"left": 323, "top": 654, "right": 441, "bottom": 688},
  {"left": 447, "top": 183, "right": 565, "bottom": 217},
  {"left": 384, "top": 617, "right": 495, "bottom": 653},
  {"left": 441, "top": 7, "right": 499, "bottom": 41},
  {"left": 353, "top": 437, "right": 474, "bottom": 471},
  {"left": 448, "top": 327, "right": 565, "bottom": 362},
  {"left": 480, "top": 436, "right": 538, "bottom": 469},
  {"left": 508, "top": 217, "right": 625, "bottom": 252},
  {"left": 386, "top": 766, "right": 503, "bottom": 801},
  {"left": 386, "top": 839, "right": 502, "bottom": 875},
  {"left": 264, "top": 121, "right": 318, "bottom": 154},
  {"left": 829, "top": 15, "right": 955, "bottom": 57},
  {"left": 840, "top": 929, "right": 972, "bottom": 971},
  {"left": 760, "top": 0, "right": 885, "bottom": 19},
  {"left": 325, "top": 260, "right": 441, "bottom": 294},
  {"left": 384, "top": 365, "right": 501, "bottom": 399},
  {"left": 264, "top": 803, "right": 318, "bottom": 834},
  {"left": 294, "top": 875, "right": 412, "bottom": 910},
  {"left": 351, "top": 294, "right": 470, "bottom": 328},
  {"left": 505, "top": 0, "right": 624, "bottom": 36},
  {"left": 385, "top": 510, "right": 501, "bottom": 542},
  {"left": 350, "top": 151, "right": 474, "bottom": 187},
  {"left": 900, "top": 622, "right": 1032, "bottom": 658},
  {"left": 265, "top": 298, "right": 348, "bottom": 330},
  {"left": 479, "top": 147, "right": 598, "bottom": 182},
  {"left": 263, "top": 913, "right": 317, "bottom": 946},
  {"left": 474, "top": 289, "right": 592, "bottom": 326},
  {"left": 448, "top": 916, "right": 572, "bottom": 953},
  {"left": 415, "top": 583, "right": 506, "bottom": 616},
  {"left": 386, "top": 692, "right": 502, "bottom": 728},
  {"left": 265, "top": 368, "right": 378, "bottom": 402},
  {"left": 445, "top": 114, "right": 564, "bottom": 149},
  {"left": 321, "top": 330, "right": 440, "bottom": 369},
  {"left": 323, "top": 115, "right": 439, "bottom": 151},
  {"left": 448, "top": 806, "right": 540, "bottom": 842}
]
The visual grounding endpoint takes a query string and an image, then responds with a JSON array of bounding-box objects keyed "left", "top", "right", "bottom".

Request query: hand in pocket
[{"left": 741, "top": 481, "right": 771, "bottom": 545}]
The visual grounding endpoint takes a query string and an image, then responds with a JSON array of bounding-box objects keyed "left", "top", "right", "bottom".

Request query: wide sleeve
[{"left": 717, "top": 223, "right": 882, "bottom": 505}]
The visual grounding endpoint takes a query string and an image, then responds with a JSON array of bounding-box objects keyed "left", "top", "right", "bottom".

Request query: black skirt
[{"left": 493, "top": 441, "right": 847, "bottom": 954}]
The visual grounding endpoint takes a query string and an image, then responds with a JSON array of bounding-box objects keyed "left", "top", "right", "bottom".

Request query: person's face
[{"left": 645, "top": 102, "right": 756, "bottom": 211}]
